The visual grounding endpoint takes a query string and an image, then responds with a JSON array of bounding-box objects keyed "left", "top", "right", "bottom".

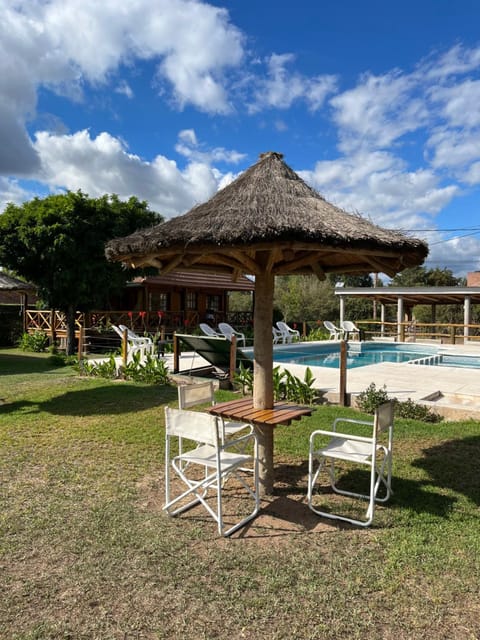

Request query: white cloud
[
  {"left": 330, "top": 71, "right": 428, "bottom": 152},
  {"left": 302, "top": 151, "right": 458, "bottom": 229},
  {"left": 423, "top": 43, "right": 480, "bottom": 80},
  {"left": 175, "top": 129, "right": 246, "bottom": 165},
  {"left": 426, "top": 234, "right": 480, "bottom": 277},
  {"left": 0, "top": 177, "right": 35, "bottom": 212},
  {"left": 249, "top": 53, "right": 337, "bottom": 113},
  {"left": 115, "top": 81, "right": 134, "bottom": 99},
  {"left": 0, "top": 0, "right": 246, "bottom": 176},
  {"left": 34, "top": 129, "right": 224, "bottom": 217}
]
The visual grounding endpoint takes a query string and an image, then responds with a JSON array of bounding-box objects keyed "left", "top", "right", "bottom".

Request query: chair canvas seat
[
  {"left": 319, "top": 437, "right": 375, "bottom": 463},
  {"left": 173, "top": 443, "right": 252, "bottom": 471}
]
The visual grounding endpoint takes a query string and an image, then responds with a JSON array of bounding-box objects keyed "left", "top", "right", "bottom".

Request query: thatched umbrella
[{"left": 106, "top": 151, "right": 428, "bottom": 491}]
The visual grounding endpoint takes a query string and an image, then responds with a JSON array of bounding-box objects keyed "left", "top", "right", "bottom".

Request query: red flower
[{"left": 128, "top": 311, "right": 133, "bottom": 319}]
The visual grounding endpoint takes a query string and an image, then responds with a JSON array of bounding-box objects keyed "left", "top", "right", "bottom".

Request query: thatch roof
[
  {"left": 0, "top": 273, "right": 35, "bottom": 291},
  {"left": 106, "top": 151, "right": 428, "bottom": 278}
]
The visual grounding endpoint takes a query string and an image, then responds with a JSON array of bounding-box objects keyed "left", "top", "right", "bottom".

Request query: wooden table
[{"left": 209, "top": 397, "right": 313, "bottom": 495}]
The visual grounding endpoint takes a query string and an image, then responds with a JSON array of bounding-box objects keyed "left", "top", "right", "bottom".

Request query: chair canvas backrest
[
  {"left": 178, "top": 381, "right": 214, "bottom": 409},
  {"left": 374, "top": 401, "right": 394, "bottom": 434},
  {"left": 165, "top": 407, "right": 219, "bottom": 446}
]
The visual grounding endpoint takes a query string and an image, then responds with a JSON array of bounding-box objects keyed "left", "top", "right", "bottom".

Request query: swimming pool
[
  {"left": 244, "top": 341, "right": 480, "bottom": 371},
  {"left": 269, "top": 342, "right": 438, "bottom": 369}
]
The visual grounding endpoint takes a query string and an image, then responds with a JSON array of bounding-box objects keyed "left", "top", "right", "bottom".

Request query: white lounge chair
[
  {"left": 199, "top": 323, "right": 222, "bottom": 338},
  {"left": 112, "top": 324, "right": 154, "bottom": 361},
  {"left": 276, "top": 321, "right": 300, "bottom": 344},
  {"left": 218, "top": 322, "right": 246, "bottom": 347},
  {"left": 323, "top": 320, "right": 342, "bottom": 340},
  {"left": 307, "top": 401, "right": 394, "bottom": 527},
  {"left": 272, "top": 326, "right": 282, "bottom": 344},
  {"left": 340, "top": 320, "right": 360, "bottom": 341}
]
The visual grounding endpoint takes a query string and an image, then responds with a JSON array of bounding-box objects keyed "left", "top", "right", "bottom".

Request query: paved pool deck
[{"left": 171, "top": 340, "right": 480, "bottom": 419}]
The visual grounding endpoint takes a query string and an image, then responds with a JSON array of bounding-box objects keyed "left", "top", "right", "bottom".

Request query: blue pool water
[{"left": 264, "top": 342, "right": 480, "bottom": 370}]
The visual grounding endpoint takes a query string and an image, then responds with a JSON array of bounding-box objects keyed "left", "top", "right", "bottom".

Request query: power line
[{"left": 400, "top": 226, "right": 480, "bottom": 233}]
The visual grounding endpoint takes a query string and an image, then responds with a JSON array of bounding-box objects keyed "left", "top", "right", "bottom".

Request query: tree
[
  {"left": 273, "top": 275, "right": 338, "bottom": 325},
  {"left": 390, "top": 266, "right": 461, "bottom": 287},
  {"left": 0, "top": 191, "right": 161, "bottom": 354},
  {"left": 390, "top": 266, "right": 465, "bottom": 324},
  {"left": 330, "top": 273, "right": 375, "bottom": 321}
]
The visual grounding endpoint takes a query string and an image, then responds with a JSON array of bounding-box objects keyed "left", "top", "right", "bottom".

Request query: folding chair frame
[
  {"left": 307, "top": 402, "right": 394, "bottom": 527},
  {"left": 164, "top": 407, "right": 259, "bottom": 537}
]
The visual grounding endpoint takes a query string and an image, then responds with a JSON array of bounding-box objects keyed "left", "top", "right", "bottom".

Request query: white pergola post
[
  {"left": 381, "top": 303, "right": 385, "bottom": 337},
  {"left": 339, "top": 295, "right": 345, "bottom": 323},
  {"left": 464, "top": 296, "right": 471, "bottom": 342},
  {"left": 397, "top": 297, "right": 404, "bottom": 341}
]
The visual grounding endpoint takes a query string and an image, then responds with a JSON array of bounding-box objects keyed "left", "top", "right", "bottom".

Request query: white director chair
[
  {"left": 307, "top": 401, "right": 394, "bottom": 527},
  {"left": 163, "top": 407, "right": 259, "bottom": 537}
]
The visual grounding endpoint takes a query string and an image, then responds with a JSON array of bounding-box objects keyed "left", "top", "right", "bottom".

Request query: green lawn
[{"left": 1, "top": 348, "right": 479, "bottom": 639}]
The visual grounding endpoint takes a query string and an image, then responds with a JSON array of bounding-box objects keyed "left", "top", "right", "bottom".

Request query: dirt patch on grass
[{"left": 136, "top": 458, "right": 349, "bottom": 545}]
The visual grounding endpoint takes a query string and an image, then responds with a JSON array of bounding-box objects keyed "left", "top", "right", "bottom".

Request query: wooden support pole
[
  {"left": 255, "top": 424, "right": 274, "bottom": 496},
  {"left": 173, "top": 333, "right": 180, "bottom": 373},
  {"left": 339, "top": 339, "right": 347, "bottom": 407},
  {"left": 229, "top": 335, "right": 237, "bottom": 384},
  {"left": 122, "top": 327, "right": 128, "bottom": 371}
]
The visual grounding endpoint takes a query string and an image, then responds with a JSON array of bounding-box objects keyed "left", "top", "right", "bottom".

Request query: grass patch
[{"left": 1, "top": 348, "right": 480, "bottom": 639}]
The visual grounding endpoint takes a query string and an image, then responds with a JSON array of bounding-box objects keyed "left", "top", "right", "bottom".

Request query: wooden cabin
[{"left": 115, "top": 270, "right": 255, "bottom": 332}]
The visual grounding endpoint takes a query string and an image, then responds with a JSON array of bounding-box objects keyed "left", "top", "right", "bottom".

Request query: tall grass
[{"left": 1, "top": 348, "right": 479, "bottom": 639}]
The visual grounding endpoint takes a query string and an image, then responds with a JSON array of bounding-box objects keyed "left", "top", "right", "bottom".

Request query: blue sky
[{"left": 2, "top": 0, "right": 480, "bottom": 277}]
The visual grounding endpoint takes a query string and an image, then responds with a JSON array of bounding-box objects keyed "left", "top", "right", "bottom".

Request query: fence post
[
  {"left": 50, "top": 309, "right": 56, "bottom": 347},
  {"left": 173, "top": 333, "right": 180, "bottom": 373},
  {"left": 78, "top": 327, "right": 84, "bottom": 361},
  {"left": 122, "top": 327, "right": 128, "bottom": 370}
]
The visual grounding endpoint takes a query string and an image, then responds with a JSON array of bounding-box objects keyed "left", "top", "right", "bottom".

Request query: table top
[{"left": 209, "top": 397, "right": 313, "bottom": 427}]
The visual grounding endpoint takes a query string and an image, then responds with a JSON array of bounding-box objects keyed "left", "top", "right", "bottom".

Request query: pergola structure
[
  {"left": 106, "top": 151, "right": 428, "bottom": 493},
  {"left": 335, "top": 286, "right": 480, "bottom": 340}
]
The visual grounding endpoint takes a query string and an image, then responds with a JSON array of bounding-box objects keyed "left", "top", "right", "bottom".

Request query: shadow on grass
[
  {"left": 411, "top": 436, "right": 480, "bottom": 507},
  {"left": 0, "top": 351, "right": 59, "bottom": 375},
  {"left": 272, "top": 459, "right": 458, "bottom": 518},
  {"left": 0, "top": 383, "right": 179, "bottom": 416}
]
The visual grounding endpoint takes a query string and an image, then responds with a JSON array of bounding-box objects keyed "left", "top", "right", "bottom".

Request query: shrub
[
  {"left": 18, "top": 331, "right": 49, "bottom": 352},
  {"left": 234, "top": 364, "right": 318, "bottom": 405},
  {"left": 355, "top": 382, "right": 390, "bottom": 414},
  {"left": 356, "top": 382, "right": 443, "bottom": 423},
  {"left": 394, "top": 398, "right": 443, "bottom": 423},
  {"left": 80, "top": 352, "right": 170, "bottom": 385}
]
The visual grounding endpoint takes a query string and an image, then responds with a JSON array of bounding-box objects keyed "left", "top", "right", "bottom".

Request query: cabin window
[
  {"left": 207, "top": 294, "right": 221, "bottom": 312},
  {"left": 150, "top": 292, "right": 169, "bottom": 311},
  {"left": 185, "top": 291, "right": 197, "bottom": 310}
]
